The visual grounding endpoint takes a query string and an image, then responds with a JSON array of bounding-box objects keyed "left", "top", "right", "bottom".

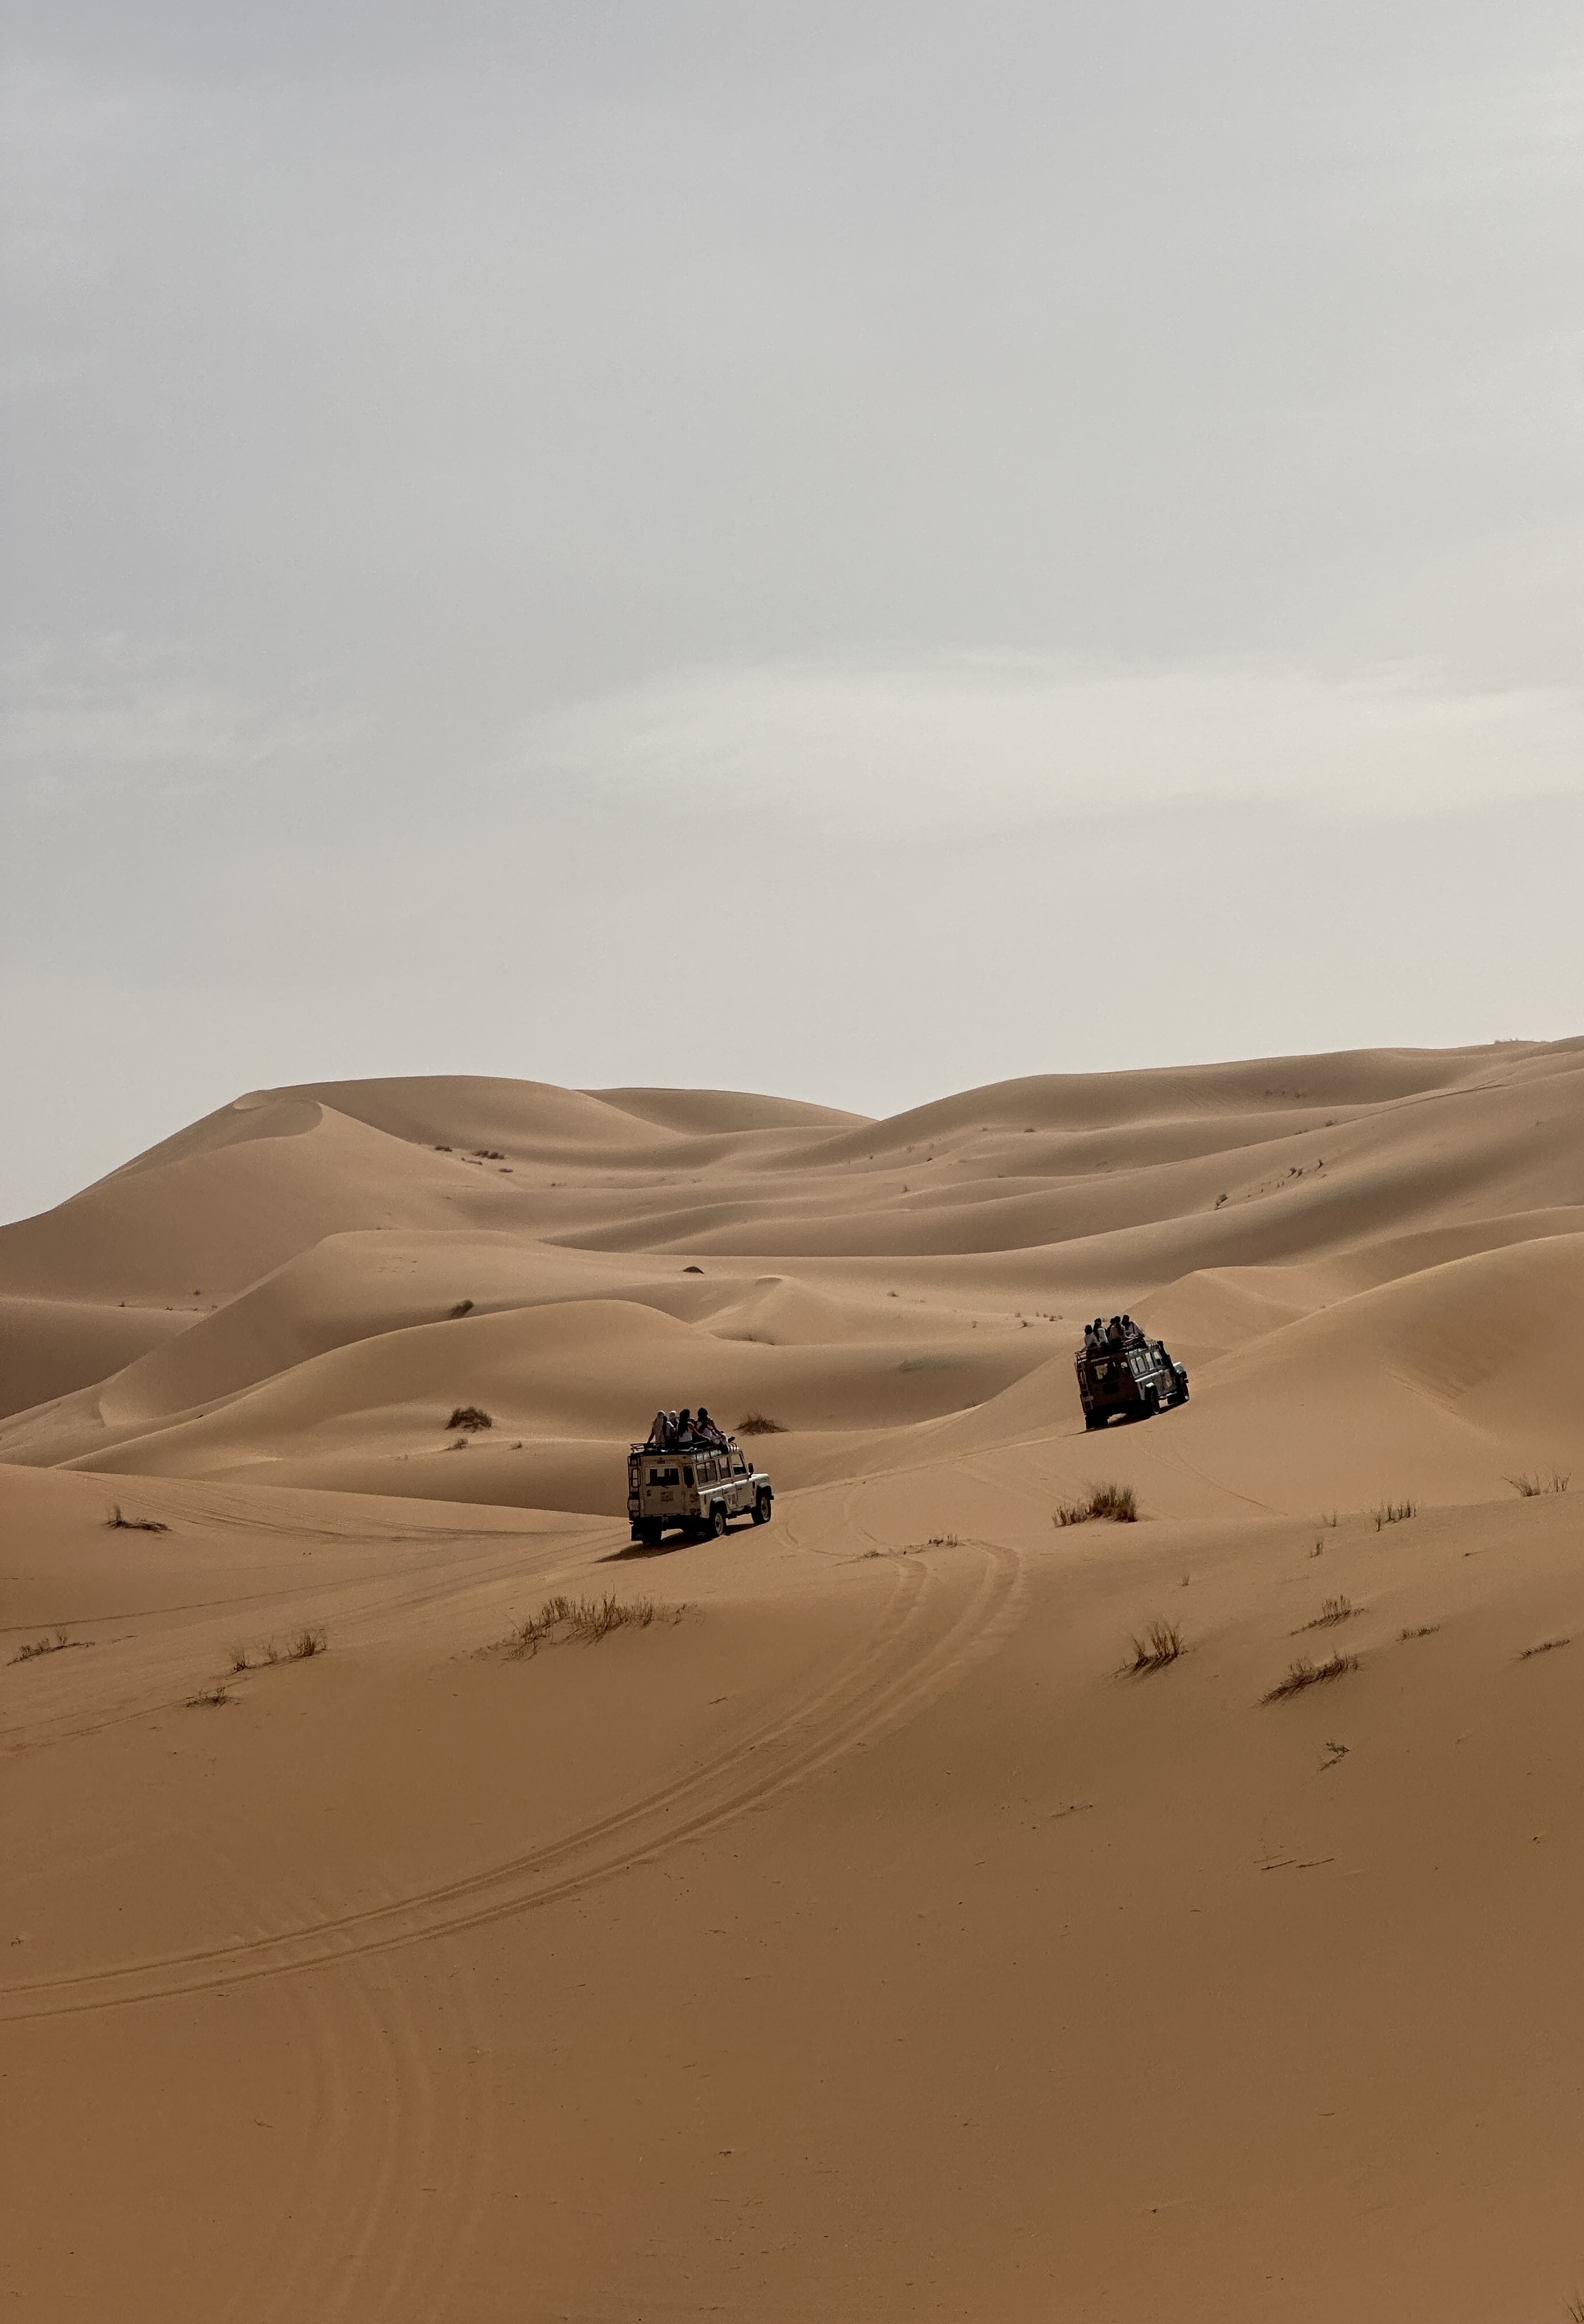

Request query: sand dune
[{"left": 5, "top": 1040, "right": 1584, "bottom": 2319}]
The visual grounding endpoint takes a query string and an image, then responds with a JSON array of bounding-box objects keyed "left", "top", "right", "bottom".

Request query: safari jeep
[
  {"left": 1076, "top": 1336, "right": 1189, "bottom": 1430},
  {"left": 627, "top": 1436, "right": 774, "bottom": 1546}
]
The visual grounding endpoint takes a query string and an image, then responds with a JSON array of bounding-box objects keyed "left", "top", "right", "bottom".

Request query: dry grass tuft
[
  {"left": 186, "top": 1683, "right": 231, "bottom": 1708},
  {"left": 107, "top": 1504, "right": 170, "bottom": 1533},
  {"left": 737, "top": 1411, "right": 786, "bottom": 1436},
  {"left": 12, "top": 1628, "right": 89, "bottom": 1664},
  {"left": 448, "top": 1298, "right": 475, "bottom": 1319},
  {"left": 1054, "top": 1482, "right": 1138, "bottom": 1526},
  {"left": 1318, "top": 1508, "right": 1339, "bottom": 1528},
  {"left": 447, "top": 1405, "right": 493, "bottom": 1431},
  {"left": 1399, "top": 1623, "right": 1440, "bottom": 1641},
  {"left": 1519, "top": 1636, "right": 1571, "bottom": 1661},
  {"left": 1128, "top": 1619, "right": 1184, "bottom": 1672},
  {"left": 289, "top": 1627, "right": 327, "bottom": 1661},
  {"left": 1263, "top": 1650, "right": 1358, "bottom": 1702},
  {"left": 1372, "top": 1499, "right": 1416, "bottom": 1531},
  {"left": 504, "top": 1593, "right": 685, "bottom": 1658},
  {"left": 1506, "top": 1469, "right": 1571, "bottom": 1497},
  {"left": 1296, "top": 1595, "right": 1354, "bottom": 1632}
]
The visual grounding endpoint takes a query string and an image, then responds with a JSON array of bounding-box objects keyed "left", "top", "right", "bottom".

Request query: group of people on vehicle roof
[
  {"left": 645, "top": 1406, "right": 730, "bottom": 1452},
  {"left": 1084, "top": 1314, "right": 1145, "bottom": 1355}
]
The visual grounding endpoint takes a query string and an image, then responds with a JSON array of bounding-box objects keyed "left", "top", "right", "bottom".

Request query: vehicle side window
[{"left": 683, "top": 1465, "right": 694, "bottom": 1486}]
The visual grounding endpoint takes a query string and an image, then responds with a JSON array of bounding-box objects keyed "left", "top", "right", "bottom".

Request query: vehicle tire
[
  {"left": 709, "top": 1501, "right": 727, "bottom": 1537},
  {"left": 752, "top": 1489, "right": 771, "bottom": 1526},
  {"left": 1084, "top": 1412, "right": 1107, "bottom": 1431},
  {"left": 639, "top": 1519, "right": 663, "bottom": 1548}
]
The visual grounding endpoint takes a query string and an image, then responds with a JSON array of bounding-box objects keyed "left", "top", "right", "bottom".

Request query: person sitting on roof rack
[
  {"left": 694, "top": 1405, "right": 727, "bottom": 1448},
  {"left": 1121, "top": 1313, "right": 1143, "bottom": 1347},
  {"left": 647, "top": 1410, "right": 669, "bottom": 1450}
]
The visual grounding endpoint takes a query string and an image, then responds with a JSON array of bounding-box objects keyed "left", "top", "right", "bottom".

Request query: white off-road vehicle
[{"left": 626, "top": 1430, "right": 774, "bottom": 1546}]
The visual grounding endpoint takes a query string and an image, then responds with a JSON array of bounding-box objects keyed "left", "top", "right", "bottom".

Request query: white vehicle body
[{"left": 627, "top": 1437, "right": 773, "bottom": 1544}]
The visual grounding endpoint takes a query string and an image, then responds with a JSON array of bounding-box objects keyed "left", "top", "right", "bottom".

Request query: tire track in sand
[{"left": 1, "top": 1533, "right": 1020, "bottom": 2023}]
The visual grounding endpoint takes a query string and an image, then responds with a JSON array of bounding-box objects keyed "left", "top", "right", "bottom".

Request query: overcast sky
[{"left": 3, "top": 1, "right": 1582, "bottom": 1220}]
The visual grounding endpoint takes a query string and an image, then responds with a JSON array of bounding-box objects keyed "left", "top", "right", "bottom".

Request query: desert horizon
[{"left": 6, "top": 1037, "right": 1584, "bottom": 2318}]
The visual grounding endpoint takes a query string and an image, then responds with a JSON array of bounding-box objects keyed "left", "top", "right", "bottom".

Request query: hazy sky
[{"left": 4, "top": 2, "right": 1582, "bottom": 1221}]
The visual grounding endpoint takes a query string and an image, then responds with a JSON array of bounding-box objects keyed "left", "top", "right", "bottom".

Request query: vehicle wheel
[
  {"left": 1084, "top": 1412, "right": 1107, "bottom": 1431},
  {"left": 752, "top": 1489, "right": 771, "bottom": 1525},
  {"left": 710, "top": 1501, "right": 727, "bottom": 1538},
  {"left": 639, "top": 1519, "right": 663, "bottom": 1547}
]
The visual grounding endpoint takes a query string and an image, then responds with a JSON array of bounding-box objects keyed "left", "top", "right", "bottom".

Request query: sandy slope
[{"left": 4, "top": 1041, "right": 1584, "bottom": 2319}]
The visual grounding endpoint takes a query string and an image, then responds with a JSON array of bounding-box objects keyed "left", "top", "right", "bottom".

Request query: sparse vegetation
[
  {"left": 1054, "top": 1482, "right": 1138, "bottom": 1527},
  {"left": 1128, "top": 1619, "right": 1184, "bottom": 1672},
  {"left": 1399, "top": 1624, "right": 1440, "bottom": 1641},
  {"left": 448, "top": 1298, "right": 475, "bottom": 1318},
  {"left": 926, "top": 1533, "right": 960, "bottom": 1548},
  {"left": 186, "top": 1683, "right": 231, "bottom": 1708},
  {"left": 472, "top": 1148, "right": 505, "bottom": 1160},
  {"left": 107, "top": 1504, "right": 170, "bottom": 1533},
  {"left": 737, "top": 1411, "right": 786, "bottom": 1436},
  {"left": 1296, "top": 1595, "right": 1354, "bottom": 1632},
  {"left": 1519, "top": 1636, "right": 1571, "bottom": 1661},
  {"left": 447, "top": 1405, "right": 493, "bottom": 1431},
  {"left": 1319, "top": 1508, "right": 1339, "bottom": 1528},
  {"left": 227, "top": 1642, "right": 249, "bottom": 1673},
  {"left": 290, "top": 1627, "right": 327, "bottom": 1660},
  {"left": 1372, "top": 1499, "right": 1416, "bottom": 1531},
  {"left": 502, "top": 1593, "right": 685, "bottom": 1658},
  {"left": 1263, "top": 1650, "right": 1358, "bottom": 1702},
  {"left": 10, "top": 1628, "right": 89, "bottom": 1665},
  {"left": 1506, "top": 1469, "right": 1571, "bottom": 1497}
]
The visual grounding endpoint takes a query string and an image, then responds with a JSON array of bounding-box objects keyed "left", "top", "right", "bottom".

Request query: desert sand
[{"left": 4, "top": 1041, "right": 1584, "bottom": 2319}]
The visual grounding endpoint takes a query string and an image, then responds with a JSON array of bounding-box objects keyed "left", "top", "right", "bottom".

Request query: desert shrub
[
  {"left": 503, "top": 1593, "right": 685, "bottom": 1658},
  {"left": 1053, "top": 1482, "right": 1138, "bottom": 1527},
  {"left": 1297, "top": 1595, "right": 1354, "bottom": 1632},
  {"left": 289, "top": 1627, "right": 327, "bottom": 1660},
  {"left": 1506, "top": 1469, "right": 1570, "bottom": 1497},
  {"left": 1372, "top": 1499, "right": 1416, "bottom": 1531},
  {"left": 1128, "top": 1620, "right": 1184, "bottom": 1672},
  {"left": 186, "top": 1683, "right": 230, "bottom": 1707},
  {"left": 12, "top": 1629, "right": 84, "bottom": 1664},
  {"left": 1399, "top": 1624, "right": 1439, "bottom": 1640},
  {"left": 447, "top": 1405, "right": 493, "bottom": 1431},
  {"left": 106, "top": 1504, "right": 170, "bottom": 1533},
  {"left": 737, "top": 1412, "right": 786, "bottom": 1436},
  {"left": 1263, "top": 1650, "right": 1357, "bottom": 1702},
  {"left": 448, "top": 1299, "right": 475, "bottom": 1319},
  {"left": 1519, "top": 1636, "right": 1571, "bottom": 1661}
]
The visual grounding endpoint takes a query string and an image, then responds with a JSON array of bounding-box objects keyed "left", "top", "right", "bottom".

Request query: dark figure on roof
[{"left": 695, "top": 1406, "right": 726, "bottom": 1448}]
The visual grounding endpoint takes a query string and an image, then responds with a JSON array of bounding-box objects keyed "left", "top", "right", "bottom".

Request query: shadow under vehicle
[
  {"left": 1076, "top": 1334, "right": 1189, "bottom": 1430},
  {"left": 627, "top": 1433, "right": 774, "bottom": 1546}
]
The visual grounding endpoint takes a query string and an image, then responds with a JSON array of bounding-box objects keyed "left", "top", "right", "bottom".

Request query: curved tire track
[{"left": 1, "top": 1534, "right": 1021, "bottom": 2024}]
